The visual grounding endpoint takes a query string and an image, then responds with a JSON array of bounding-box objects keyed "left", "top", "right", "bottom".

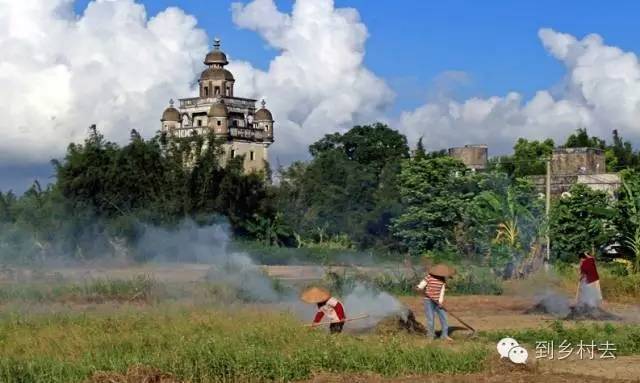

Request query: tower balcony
[
  {"left": 229, "top": 127, "right": 273, "bottom": 143},
  {"left": 179, "top": 96, "right": 257, "bottom": 111}
]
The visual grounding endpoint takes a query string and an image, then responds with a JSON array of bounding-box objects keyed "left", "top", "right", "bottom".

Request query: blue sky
[
  {"left": 2, "top": 0, "right": 640, "bottom": 193},
  {"left": 74, "top": 0, "right": 640, "bottom": 111}
]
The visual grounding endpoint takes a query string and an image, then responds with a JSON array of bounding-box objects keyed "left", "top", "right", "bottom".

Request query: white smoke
[
  {"left": 137, "top": 219, "right": 406, "bottom": 327},
  {"left": 343, "top": 284, "right": 405, "bottom": 329}
]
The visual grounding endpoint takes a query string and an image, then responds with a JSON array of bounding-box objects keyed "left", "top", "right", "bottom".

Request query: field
[{"left": 0, "top": 264, "right": 639, "bottom": 382}]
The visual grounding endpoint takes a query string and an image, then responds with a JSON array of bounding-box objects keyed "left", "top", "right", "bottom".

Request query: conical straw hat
[
  {"left": 300, "top": 287, "right": 331, "bottom": 304},
  {"left": 428, "top": 264, "right": 456, "bottom": 278}
]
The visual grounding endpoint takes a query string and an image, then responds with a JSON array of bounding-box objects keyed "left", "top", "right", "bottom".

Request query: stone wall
[
  {"left": 530, "top": 173, "right": 621, "bottom": 196},
  {"left": 551, "top": 147, "right": 606, "bottom": 175},
  {"left": 448, "top": 145, "right": 488, "bottom": 170}
]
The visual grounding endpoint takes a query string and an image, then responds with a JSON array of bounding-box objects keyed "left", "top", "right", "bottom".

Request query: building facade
[
  {"left": 160, "top": 39, "right": 274, "bottom": 173},
  {"left": 551, "top": 147, "right": 606, "bottom": 175},
  {"left": 531, "top": 147, "right": 620, "bottom": 196},
  {"left": 448, "top": 144, "right": 488, "bottom": 171}
]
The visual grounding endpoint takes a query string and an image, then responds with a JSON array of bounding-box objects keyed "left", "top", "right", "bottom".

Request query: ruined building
[
  {"left": 531, "top": 147, "right": 620, "bottom": 196},
  {"left": 448, "top": 144, "right": 488, "bottom": 171},
  {"left": 160, "top": 39, "right": 274, "bottom": 173}
]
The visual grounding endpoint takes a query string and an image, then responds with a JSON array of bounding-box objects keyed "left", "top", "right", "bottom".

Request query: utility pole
[{"left": 545, "top": 157, "right": 552, "bottom": 270}]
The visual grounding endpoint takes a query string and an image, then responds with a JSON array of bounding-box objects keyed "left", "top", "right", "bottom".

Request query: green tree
[
  {"left": 415, "top": 137, "right": 426, "bottom": 159},
  {"left": 278, "top": 123, "right": 409, "bottom": 249},
  {"left": 549, "top": 184, "right": 617, "bottom": 262},
  {"left": 606, "top": 130, "right": 638, "bottom": 171},
  {"left": 392, "top": 156, "right": 476, "bottom": 254},
  {"left": 512, "top": 138, "right": 554, "bottom": 177},
  {"left": 564, "top": 128, "right": 605, "bottom": 149},
  {"left": 617, "top": 170, "right": 640, "bottom": 272},
  {"left": 467, "top": 173, "right": 543, "bottom": 266}
]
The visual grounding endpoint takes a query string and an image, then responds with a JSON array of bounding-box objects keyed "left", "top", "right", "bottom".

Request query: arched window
[{"left": 204, "top": 87, "right": 209, "bottom": 97}]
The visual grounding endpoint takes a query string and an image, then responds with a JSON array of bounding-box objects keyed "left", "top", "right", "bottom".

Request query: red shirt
[
  {"left": 313, "top": 297, "right": 346, "bottom": 323},
  {"left": 580, "top": 256, "right": 599, "bottom": 283}
]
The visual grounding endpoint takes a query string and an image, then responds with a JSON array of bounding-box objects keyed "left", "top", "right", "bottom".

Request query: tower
[{"left": 160, "top": 38, "right": 274, "bottom": 173}]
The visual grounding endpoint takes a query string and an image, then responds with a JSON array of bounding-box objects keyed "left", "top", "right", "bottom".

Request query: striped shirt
[{"left": 416, "top": 275, "right": 446, "bottom": 303}]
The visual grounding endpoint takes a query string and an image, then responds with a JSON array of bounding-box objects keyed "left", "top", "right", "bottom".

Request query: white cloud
[
  {"left": 399, "top": 28, "right": 640, "bottom": 154},
  {"left": 229, "top": 0, "right": 394, "bottom": 164},
  {"left": 4, "top": 1, "right": 639, "bottom": 169},
  {"left": 0, "top": 0, "right": 208, "bottom": 163}
]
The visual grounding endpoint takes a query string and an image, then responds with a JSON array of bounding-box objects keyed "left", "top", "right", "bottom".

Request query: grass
[
  {"left": 323, "top": 265, "right": 503, "bottom": 297},
  {"left": 481, "top": 320, "right": 640, "bottom": 356},
  {"left": 0, "top": 275, "right": 163, "bottom": 304},
  {"left": 0, "top": 307, "right": 488, "bottom": 382}
]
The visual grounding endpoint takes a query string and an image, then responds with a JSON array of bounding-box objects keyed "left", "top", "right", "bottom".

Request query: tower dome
[
  {"left": 200, "top": 67, "right": 235, "bottom": 81},
  {"left": 161, "top": 99, "right": 180, "bottom": 122},
  {"left": 204, "top": 38, "right": 229, "bottom": 66},
  {"left": 254, "top": 99, "right": 273, "bottom": 121},
  {"left": 208, "top": 98, "right": 229, "bottom": 117}
]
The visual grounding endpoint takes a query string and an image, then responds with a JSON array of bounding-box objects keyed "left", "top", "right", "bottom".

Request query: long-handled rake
[
  {"left": 428, "top": 298, "right": 477, "bottom": 337},
  {"left": 304, "top": 314, "right": 369, "bottom": 327}
]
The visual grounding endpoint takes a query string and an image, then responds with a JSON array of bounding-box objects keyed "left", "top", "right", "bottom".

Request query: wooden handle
[{"left": 305, "top": 314, "right": 369, "bottom": 327}]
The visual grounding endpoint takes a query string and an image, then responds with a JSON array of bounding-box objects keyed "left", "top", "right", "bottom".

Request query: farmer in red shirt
[
  {"left": 301, "top": 287, "right": 346, "bottom": 334},
  {"left": 416, "top": 264, "right": 455, "bottom": 341},
  {"left": 577, "top": 251, "right": 602, "bottom": 307}
]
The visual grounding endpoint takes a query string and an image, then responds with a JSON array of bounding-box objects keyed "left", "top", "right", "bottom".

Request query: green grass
[
  {"left": 0, "top": 308, "right": 487, "bottom": 382},
  {"left": 0, "top": 275, "right": 163, "bottom": 304},
  {"left": 481, "top": 320, "right": 640, "bottom": 356}
]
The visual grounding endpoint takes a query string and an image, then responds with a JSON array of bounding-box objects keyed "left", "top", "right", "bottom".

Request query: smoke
[
  {"left": 343, "top": 284, "right": 406, "bottom": 329},
  {"left": 135, "top": 219, "right": 405, "bottom": 327},
  {"left": 531, "top": 291, "right": 572, "bottom": 317}
]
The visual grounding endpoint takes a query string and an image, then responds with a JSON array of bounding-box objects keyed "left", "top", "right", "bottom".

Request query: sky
[{"left": 1, "top": 0, "right": 640, "bottom": 192}]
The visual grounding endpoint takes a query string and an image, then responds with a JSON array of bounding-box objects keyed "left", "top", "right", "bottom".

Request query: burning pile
[
  {"left": 565, "top": 303, "right": 622, "bottom": 321},
  {"left": 524, "top": 293, "right": 621, "bottom": 321},
  {"left": 375, "top": 308, "right": 426, "bottom": 335}
]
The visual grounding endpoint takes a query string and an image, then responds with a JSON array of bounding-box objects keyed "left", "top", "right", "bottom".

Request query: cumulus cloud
[
  {"left": 229, "top": 0, "right": 394, "bottom": 164},
  {"left": 399, "top": 28, "right": 640, "bottom": 154},
  {"left": 0, "top": 0, "right": 208, "bottom": 163}
]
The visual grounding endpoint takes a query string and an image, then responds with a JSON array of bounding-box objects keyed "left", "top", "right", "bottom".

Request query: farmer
[
  {"left": 416, "top": 264, "right": 455, "bottom": 341},
  {"left": 577, "top": 251, "right": 602, "bottom": 307},
  {"left": 300, "top": 287, "right": 346, "bottom": 334}
]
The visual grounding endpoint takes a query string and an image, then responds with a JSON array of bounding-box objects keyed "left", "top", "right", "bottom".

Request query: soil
[
  {"left": 303, "top": 355, "right": 640, "bottom": 382},
  {"left": 89, "top": 365, "right": 179, "bottom": 383}
]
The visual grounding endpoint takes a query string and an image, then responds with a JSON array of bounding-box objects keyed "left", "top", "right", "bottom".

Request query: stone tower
[{"left": 160, "top": 38, "right": 274, "bottom": 173}]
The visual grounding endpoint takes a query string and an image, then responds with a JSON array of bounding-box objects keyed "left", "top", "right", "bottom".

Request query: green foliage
[
  {"left": 616, "top": 170, "right": 640, "bottom": 272},
  {"left": 512, "top": 138, "right": 554, "bottom": 177},
  {"left": 465, "top": 173, "right": 544, "bottom": 266},
  {"left": 564, "top": 128, "right": 606, "bottom": 149},
  {"left": 392, "top": 156, "right": 476, "bottom": 255},
  {"left": 549, "top": 184, "right": 617, "bottom": 262},
  {"left": 276, "top": 123, "right": 409, "bottom": 249},
  {"left": 447, "top": 266, "right": 503, "bottom": 295}
]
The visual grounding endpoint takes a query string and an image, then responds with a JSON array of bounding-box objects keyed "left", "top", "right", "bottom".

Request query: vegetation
[
  {"left": 0, "top": 308, "right": 487, "bottom": 382},
  {"left": 484, "top": 321, "right": 640, "bottom": 356},
  {"left": 3, "top": 123, "right": 640, "bottom": 273}
]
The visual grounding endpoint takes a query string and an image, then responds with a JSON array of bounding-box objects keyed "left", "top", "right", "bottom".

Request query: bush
[{"left": 448, "top": 266, "right": 503, "bottom": 295}]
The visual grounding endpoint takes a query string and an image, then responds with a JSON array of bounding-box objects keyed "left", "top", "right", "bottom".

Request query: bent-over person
[{"left": 301, "top": 287, "right": 346, "bottom": 334}]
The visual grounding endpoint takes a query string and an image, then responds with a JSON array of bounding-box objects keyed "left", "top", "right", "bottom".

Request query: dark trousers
[{"left": 329, "top": 322, "right": 344, "bottom": 334}]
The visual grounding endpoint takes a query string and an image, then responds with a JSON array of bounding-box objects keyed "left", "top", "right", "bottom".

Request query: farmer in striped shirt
[{"left": 416, "top": 264, "right": 456, "bottom": 341}]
